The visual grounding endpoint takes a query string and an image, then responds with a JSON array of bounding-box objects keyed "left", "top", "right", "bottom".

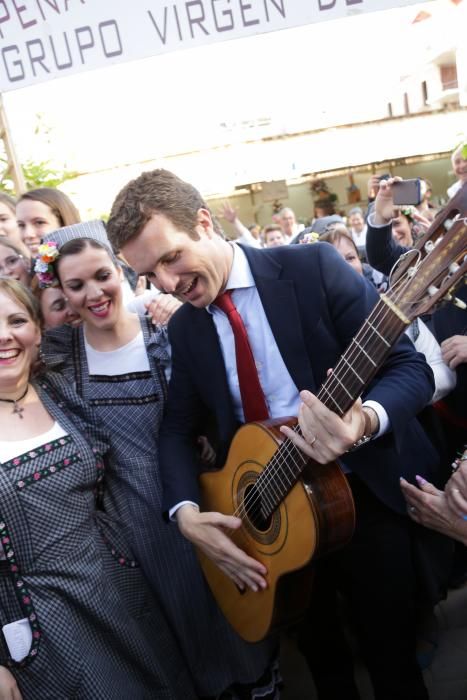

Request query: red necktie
[{"left": 214, "top": 291, "right": 269, "bottom": 423}]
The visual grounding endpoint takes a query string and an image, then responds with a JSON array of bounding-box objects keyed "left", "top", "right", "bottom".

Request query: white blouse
[{"left": 0, "top": 423, "right": 68, "bottom": 560}]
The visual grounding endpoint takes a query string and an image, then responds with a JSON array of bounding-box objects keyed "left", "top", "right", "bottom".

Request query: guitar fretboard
[{"left": 256, "top": 296, "right": 409, "bottom": 518}]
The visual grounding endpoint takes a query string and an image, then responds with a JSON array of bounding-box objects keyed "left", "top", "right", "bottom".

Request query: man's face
[
  {"left": 280, "top": 211, "right": 296, "bottom": 236},
  {"left": 265, "top": 230, "right": 285, "bottom": 248},
  {"left": 349, "top": 213, "right": 364, "bottom": 233},
  {"left": 121, "top": 210, "right": 232, "bottom": 308}
]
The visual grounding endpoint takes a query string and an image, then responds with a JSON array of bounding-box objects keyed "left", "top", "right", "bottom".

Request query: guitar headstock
[
  {"left": 390, "top": 182, "right": 467, "bottom": 283},
  {"left": 386, "top": 207, "right": 466, "bottom": 323},
  {"left": 414, "top": 181, "right": 467, "bottom": 254}
]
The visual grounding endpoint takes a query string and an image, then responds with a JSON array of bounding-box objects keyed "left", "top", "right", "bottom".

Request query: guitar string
[
  {"left": 231, "top": 294, "right": 407, "bottom": 524},
  {"left": 228, "top": 269, "right": 416, "bottom": 525},
  {"left": 205, "top": 237, "right": 461, "bottom": 582},
  {"left": 230, "top": 269, "right": 418, "bottom": 524},
  {"left": 222, "top": 231, "right": 465, "bottom": 572}
]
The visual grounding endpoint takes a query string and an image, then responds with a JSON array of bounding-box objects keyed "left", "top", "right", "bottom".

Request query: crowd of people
[{"left": 0, "top": 141, "right": 465, "bottom": 700}]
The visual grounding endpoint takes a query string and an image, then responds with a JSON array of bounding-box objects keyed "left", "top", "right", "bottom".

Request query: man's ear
[{"left": 196, "top": 208, "right": 215, "bottom": 237}]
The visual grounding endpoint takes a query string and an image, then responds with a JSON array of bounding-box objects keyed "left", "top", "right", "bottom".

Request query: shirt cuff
[
  {"left": 169, "top": 500, "right": 199, "bottom": 522},
  {"left": 363, "top": 400, "right": 389, "bottom": 438},
  {"left": 368, "top": 213, "right": 393, "bottom": 228}
]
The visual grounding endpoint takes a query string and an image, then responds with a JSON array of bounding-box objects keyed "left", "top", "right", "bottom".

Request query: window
[
  {"left": 421, "top": 81, "right": 428, "bottom": 105},
  {"left": 403, "top": 93, "right": 410, "bottom": 115},
  {"left": 440, "top": 64, "right": 458, "bottom": 90}
]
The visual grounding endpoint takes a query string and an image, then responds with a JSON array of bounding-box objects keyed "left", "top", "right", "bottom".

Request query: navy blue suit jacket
[
  {"left": 366, "top": 221, "right": 467, "bottom": 419},
  {"left": 159, "top": 242, "right": 438, "bottom": 516},
  {"left": 365, "top": 220, "right": 406, "bottom": 277}
]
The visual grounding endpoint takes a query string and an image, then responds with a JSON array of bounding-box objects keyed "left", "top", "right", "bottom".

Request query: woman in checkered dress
[
  {"left": 0, "top": 279, "right": 195, "bottom": 699},
  {"left": 41, "top": 227, "right": 279, "bottom": 699}
]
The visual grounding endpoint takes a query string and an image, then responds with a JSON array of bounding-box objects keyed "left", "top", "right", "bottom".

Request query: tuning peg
[
  {"left": 443, "top": 219, "right": 455, "bottom": 231},
  {"left": 443, "top": 293, "right": 467, "bottom": 310}
]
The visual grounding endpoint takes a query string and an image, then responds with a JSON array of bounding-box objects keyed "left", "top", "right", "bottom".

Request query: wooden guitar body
[
  {"left": 198, "top": 189, "right": 466, "bottom": 642},
  {"left": 198, "top": 418, "right": 355, "bottom": 642}
]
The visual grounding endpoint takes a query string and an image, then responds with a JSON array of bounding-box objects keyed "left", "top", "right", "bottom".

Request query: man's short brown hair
[
  {"left": 107, "top": 169, "right": 208, "bottom": 251},
  {"left": 264, "top": 224, "right": 282, "bottom": 234}
]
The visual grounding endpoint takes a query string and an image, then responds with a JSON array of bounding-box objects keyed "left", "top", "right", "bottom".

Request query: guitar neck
[
  {"left": 258, "top": 296, "right": 409, "bottom": 517},
  {"left": 317, "top": 294, "right": 408, "bottom": 416},
  {"left": 256, "top": 191, "right": 467, "bottom": 518}
]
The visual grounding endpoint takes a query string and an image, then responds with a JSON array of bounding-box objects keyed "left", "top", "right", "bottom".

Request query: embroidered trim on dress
[
  {"left": 16, "top": 454, "right": 80, "bottom": 490},
  {"left": 89, "top": 395, "right": 159, "bottom": 407},
  {"left": 2, "top": 436, "right": 72, "bottom": 471},
  {"left": 98, "top": 528, "right": 139, "bottom": 569},
  {"left": 0, "top": 519, "right": 42, "bottom": 667},
  {"left": 88, "top": 371, "right": 152, "bottom": 383}
]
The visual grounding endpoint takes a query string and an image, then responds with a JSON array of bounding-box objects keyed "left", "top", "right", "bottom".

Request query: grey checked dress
[
  {"left": 42, "top": 318, "right": 277, "bottom": 698},
  {"left": 0, "top": 373, "right": 195, "bottom": 699}
]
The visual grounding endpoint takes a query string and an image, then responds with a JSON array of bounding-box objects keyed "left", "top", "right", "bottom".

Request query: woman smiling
[
  {"left": 40, "top": 220, "right": 277, "bottom": 699},
  {"left": 0, "top": 278, "right": 195, "bottom": 699}
]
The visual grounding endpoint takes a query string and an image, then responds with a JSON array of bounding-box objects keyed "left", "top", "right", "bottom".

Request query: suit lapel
[
  {"left": 191, "top": 307, "right": 237, "bottom": 424},
  {"left": 242, "top": 247, "right": 317, "bottom": 394}
]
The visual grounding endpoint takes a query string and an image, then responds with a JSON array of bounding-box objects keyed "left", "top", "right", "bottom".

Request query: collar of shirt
[{"left": 207, "top": 243, "right": 254, "bottom": 314}]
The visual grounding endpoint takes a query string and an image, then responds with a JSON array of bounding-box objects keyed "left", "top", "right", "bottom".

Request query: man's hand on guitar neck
[
  {"left": 176, "top": 504, "right": 268, "bottom": 592},
  {"left": 280, "top": 390, "right": 379, "bottom": 462}
]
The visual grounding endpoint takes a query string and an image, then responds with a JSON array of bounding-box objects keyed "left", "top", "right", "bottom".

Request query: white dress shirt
[
  {"left": 208, "top": 245, "right": 300, "bottom": 422},
  {"left": 170, "top": 244, "right": 389, "bottom": 517}
]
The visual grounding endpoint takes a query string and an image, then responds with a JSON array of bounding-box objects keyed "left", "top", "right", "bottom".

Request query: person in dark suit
[
  {"left": 366, "top": 178, "right": 467, "bottom": 454},
  {"left": 107, "top": 169, "right": 441, "bottom": 700}
]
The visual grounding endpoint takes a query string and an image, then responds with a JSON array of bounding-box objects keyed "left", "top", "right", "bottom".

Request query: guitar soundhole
[
  {"left": 243, "top": 484, "right": 272, "bottom": 533},
  {"left": 237, "top": 469, "right": 281, "bottom": 544}
]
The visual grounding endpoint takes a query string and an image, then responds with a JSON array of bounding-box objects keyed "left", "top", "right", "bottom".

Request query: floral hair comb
[
  {"left": 300, "top": 231, "right": 320, "bottom": 244},
  {"left": 400, "top": 205, "right": 417, "bottom": 220},
  {"left": 34, "top": 241, "right": 60, "bottom": 288}
]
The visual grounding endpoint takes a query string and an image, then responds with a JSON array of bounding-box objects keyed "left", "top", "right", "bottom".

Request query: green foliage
[
  {"left": 22, "top": 160, "right": 79, "bottom": 190},
  {"left": 0, "top": 156, "right": 78, "bottom": 195}
]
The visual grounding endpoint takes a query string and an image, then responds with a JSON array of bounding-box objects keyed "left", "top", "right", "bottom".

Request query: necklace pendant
[
  {"left": 13, "top": 403, "right": 25, "bottom": 419},
  {"left": 0, "top": 385, "right": 29, "bottom": 418}
]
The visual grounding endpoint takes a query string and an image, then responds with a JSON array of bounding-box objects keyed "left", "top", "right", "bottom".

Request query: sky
[{"left": 3, "top": 0, "right": 452, "bottom": 175}]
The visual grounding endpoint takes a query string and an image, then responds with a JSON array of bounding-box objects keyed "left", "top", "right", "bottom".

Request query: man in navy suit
[{"left": 108, "top": 169, "right": 440, "bottom": 700}]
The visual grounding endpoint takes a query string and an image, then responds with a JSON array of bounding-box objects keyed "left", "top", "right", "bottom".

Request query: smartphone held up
[{"left": 392, "top": 178, "right": 424, "bottom": 206}]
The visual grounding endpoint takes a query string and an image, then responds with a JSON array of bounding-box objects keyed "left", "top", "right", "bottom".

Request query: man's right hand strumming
[{"left": 176, "top": 504, "right": 268, "bottom": 592}]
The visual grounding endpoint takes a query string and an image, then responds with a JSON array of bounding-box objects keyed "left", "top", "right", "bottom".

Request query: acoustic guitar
[{"left": 198, "top": 184, "right": 467, "bottom": 642}]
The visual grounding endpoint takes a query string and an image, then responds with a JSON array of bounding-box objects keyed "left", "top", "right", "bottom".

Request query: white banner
[{"left": 0, "top": 0, "right": 430, "bottom": 92}]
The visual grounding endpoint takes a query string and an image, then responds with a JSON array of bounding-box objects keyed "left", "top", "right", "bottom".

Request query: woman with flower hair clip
[
  {"left": 39, "top": 221, "right": 278, "bottom": 700},
  {"left": 0, "top": 278, "right": 195, "bottom": 699}
]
